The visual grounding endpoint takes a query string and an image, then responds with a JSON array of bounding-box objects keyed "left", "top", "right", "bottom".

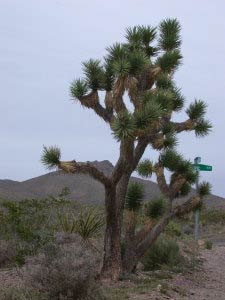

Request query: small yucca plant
[{"left": 74, "top": 207, "right": 105, "bottom": 240}]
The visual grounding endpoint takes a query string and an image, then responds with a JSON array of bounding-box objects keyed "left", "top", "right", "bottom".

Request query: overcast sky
[{"left": 0, "top": 0, "right": 224, "bottom": 197}]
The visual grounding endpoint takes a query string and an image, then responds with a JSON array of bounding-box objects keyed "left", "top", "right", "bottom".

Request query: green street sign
[{"left": 193, "top": 164, "right": 212, "bottom": 171}]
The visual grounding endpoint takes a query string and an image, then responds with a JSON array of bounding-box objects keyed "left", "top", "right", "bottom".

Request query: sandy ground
[{"left": 183, "top": 246, "right": 225, "bottom": 300}]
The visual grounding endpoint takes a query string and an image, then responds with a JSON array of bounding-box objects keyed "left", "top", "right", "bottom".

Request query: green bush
[
  {"left": 165, "top": 220, "right": 182, "bottom": 237},
  {"left": 205, "top": 240, "right": 213, "bottom": 250},
  {"left": 200, "top": 208, "right": 225, "bottom": 225},
  {"left": 0, "top": 189, "right": 70, "bottom": 266},
  {"left": 142, "top": 235, "right": 182, "bottom": 270},
  {"left": 0, "top": 287, "right": 44, "bottom": 300}
]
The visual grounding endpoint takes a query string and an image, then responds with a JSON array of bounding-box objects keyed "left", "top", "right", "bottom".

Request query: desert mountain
[{"left": 0, "top": 160, "right": 224, "bottom": 209}]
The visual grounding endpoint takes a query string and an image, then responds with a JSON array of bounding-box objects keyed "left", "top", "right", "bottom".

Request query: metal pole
[{"left": 194, "top": 171, "right": 199, "bottom": 242}]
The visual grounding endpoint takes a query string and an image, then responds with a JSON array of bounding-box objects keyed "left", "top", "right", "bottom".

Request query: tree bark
[
  {"left": 123, "top": 213, "right": 173, "bottom": 273},
  {"left": 101, "top": 173, "right": 131, "bottom": 279}
]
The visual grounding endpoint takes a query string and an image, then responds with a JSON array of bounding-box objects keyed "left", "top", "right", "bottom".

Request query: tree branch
[
  {"left": 171, "top": 119, "right": 195, "bottom": 133},
  {"left": 154, "top": 163, "right": 170, "bottom": 197},
  {"left": 173, "top": 194, "right": 201, "bottom": 217},
  {"left": 79, "top": 91, "right": 114, "bottom": 123},
  {"left": 168, "top": 174, "right": 186, "bottom": 200},
  {"left": 58, "top": 160, "right": 111, "bottom": 187},
  {"left": 112, "top": 139, "right": 135, "bottom": 184}
]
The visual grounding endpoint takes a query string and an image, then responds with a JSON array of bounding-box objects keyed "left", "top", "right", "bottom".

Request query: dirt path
[{"left": 183, "top": 246, "right": 225, "bottom": 300}]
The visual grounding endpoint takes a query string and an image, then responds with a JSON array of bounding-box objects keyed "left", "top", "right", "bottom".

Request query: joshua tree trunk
[{"left": 101, "top": 173, "right": 131, "bottom": 279}]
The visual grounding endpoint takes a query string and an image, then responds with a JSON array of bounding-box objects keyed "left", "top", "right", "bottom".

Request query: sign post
[{"left": 193, "top": 157, "right": 212, "bottom": 243}]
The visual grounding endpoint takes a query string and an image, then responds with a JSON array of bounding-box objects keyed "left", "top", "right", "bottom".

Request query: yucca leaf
[
  {"left": 156, "top": 73, "right": 174, "bottom": 90},
  {"left": 106, "top": 43, "right": 127, "bottom": 62},
  {"left": 134, "top": 101, "right": 162, "bottom": 130},
  {"left": 137, "top": 159, "right": 154, "bottom": 178},
  {"left": 158, "top": 18, "right": 181, "bottom": 51},
  {"left": 160, "top": 150, "right": 183, "bottom": 171},
  {"left": 82, "top": 59, "right": 104, "bottom": 90},
  {"left": 111, "top": 111, "right": 135, "bottom": 141},
  {"left": 112, "top": 59, "right": 131, "bottom": 77},
  {"left": 163, "top": 133, "right": 178, "bottom": 149},
  {"left": 145, "top": 197, "right": 166, "bottom": 219},
  {"left": 171, "top": 87, "right": 185, "bottom": 111},
  {"left": 128, "top": 50, "right": 149, "bottom": 75},
  {"left": 195, "top": 119, "right": 212, "bottom": 137},
  {"left": 70, "top": 79, "right": 88, "bottom": 99},
  {"left": 198, "top": 181, "right": 212, "bottom": 197},
  {"left": 41, "top": 146, "right": 61, "bottom": 170},
  {"left": 156, "top": 50, "right": 182, "bottom": 72},
  {"left": 179, "top": 182, "right": 191, "bottom": 196},
  {"left": 126, "top": 182, "right": 145, "bottom": 211},
  {"left": 186, "top": 99, "right": 207, "bottom": 120}
]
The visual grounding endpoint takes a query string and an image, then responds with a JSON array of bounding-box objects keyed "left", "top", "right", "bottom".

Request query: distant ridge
[{"left": 0, "top": 160, "right": 224, "bottom": 209}]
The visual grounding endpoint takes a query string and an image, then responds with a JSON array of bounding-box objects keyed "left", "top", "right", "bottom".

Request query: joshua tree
[{"left": 41, "top": 19, "right": 211, "bottom": 279}]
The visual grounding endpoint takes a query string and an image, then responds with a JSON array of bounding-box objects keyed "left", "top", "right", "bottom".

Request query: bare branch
[
  {"left": 168, "top": 174, "right": 186, "bottom": 200},
  {"left": 171, "top": 119, "right": 195, "bottom": 133},
  {"left": 154, "top": 163, "right": 170, "bottom": 197},
  {"left": 79, "top": 91, "right": 114, "bottom": 123},
  {"left": 58, "top": 160, "right": 111, "bottom": 187},
  {"left": 173, "top": 194, "right": 201, "bottom": 216}
]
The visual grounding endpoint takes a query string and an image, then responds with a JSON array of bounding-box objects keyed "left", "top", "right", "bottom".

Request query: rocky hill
[{"left": 0, "top": 160, "right": 224, "bottom": 209}]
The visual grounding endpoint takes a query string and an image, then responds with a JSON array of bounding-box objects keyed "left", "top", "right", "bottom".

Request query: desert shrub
[
  {"left": 24, "top": 234, "right": 102, "bottom": 300},
  {"left": 205, "top": 240, "right": 213, "bottom": 250},
  {"left": 0, "top": 190, "right": 70, "bottom": 266},
  {"left": 0, "top": 287, "right": 44, "bottom": 300},
  {"left": 0, "top": 240, "right": 17, "bottom": 268},
  {"left": 165, "top": 220, "right": 182, "bottom": 237},
  {"left": 142, "top": 235, "right": 182, "bottom": 270},
  {"left": 200, "top": 208, "right": 225, "bottom": 225}
]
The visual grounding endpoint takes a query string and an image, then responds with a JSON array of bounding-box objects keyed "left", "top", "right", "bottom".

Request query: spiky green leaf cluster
[
  {"left": 134, "top": 101, "right": 162, "bottom": 130},
  {"left": 171, "top": 87, "right": 185, "bottom": 111},
  {"left": 159, "top": 18, "right": 181, "bottom": 51},
  {"left": 198, "top": 181, "right": 212, "bottom": 198},
  {"left": 161, "top": 123, "right": 175, "bottom": 135},
  {"left": 179, "top": 182, "right": 191, "bottom": 196},
  {"left": 41, "top": 146, "right": 61, "bottom": 170},
  {"left": 74, "top": 207, "right": 105, "bottom": 239},
  {"left": 156, "top": 73, "right": 174, "bottom": 90},
  {"left": 128, "top": 50, "right": 149, "bottom": 75},
  {"left": 112, "top": 59, "right": 131, "bottom": 77},
  {"left": 195, "top": 119, "right": 212, "bottom": 137},
  {"left": 82, "top": 59, "right": 104, "bottom": 90},
  {"left": 103, "top": 61, "right": 115, "bottom": 91},
  {"left": 145, "top": 197, "right": 166, "bottom": 219},
  {"left": 125, "top": 182, "right": 145, "bottom": 211},
  {"left": 163, "top": 133, "right": 178, "bottom": 149},
  {"left": 137, "top": 159, "right": 154, "bottom": 178},
  {"left": 186, "top": 99, "right": 207, "bottom": 120},
  {"left": 156, "top": 50, "right": 182, "bottom": 72},
  {"left": 111, "top": 111, "right": 135, "bottom": 141},
  {"left": 160, "top": 149, "right": 183, "bottom": 171},
  {"left": 70, "top": 79, "right": 88, "bottom": 99},
  {"left": 154, "top": 90, "right": 175, "bottom": 111},
  {"left": 125, "top": 25, "right": 157, "bottom": 56},
  {"left": 161, "top": 150, "right": 198, "bottom": 184}
]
